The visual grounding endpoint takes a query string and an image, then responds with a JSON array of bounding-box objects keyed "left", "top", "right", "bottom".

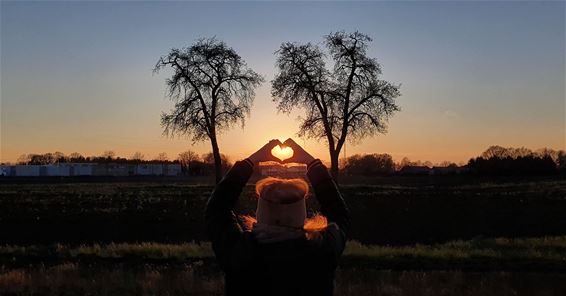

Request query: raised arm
[
  {"left": 205, "top": 158, "right": 254, "bottom": 267},
  {"left": 205, "top": 139, "right": 283, "bottom": 268},
  {"left": 282, "top": 138, "right": 350, "bottom": 264},
  {"left": 281, "top": 138, "right": 350, "bottom": 233},
  {"left": 306, "top": 159, "right": 350, "bottom": 234}
]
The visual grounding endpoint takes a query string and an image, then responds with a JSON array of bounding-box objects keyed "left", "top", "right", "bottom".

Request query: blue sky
[{"left": 1, "top": 1, "right": 564, "bottom": 163}]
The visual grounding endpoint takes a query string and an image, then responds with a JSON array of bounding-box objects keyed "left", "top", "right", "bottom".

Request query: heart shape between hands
[{"left": 270, "top": 145, "right": 294, "bottom": 162}]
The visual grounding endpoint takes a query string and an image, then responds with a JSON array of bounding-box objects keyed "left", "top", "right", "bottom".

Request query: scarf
[{"left": 252, "top": 223, "right": 305, "bottom": 244}]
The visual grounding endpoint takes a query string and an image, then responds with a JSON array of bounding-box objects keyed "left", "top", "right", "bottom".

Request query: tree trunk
[
  {"left": 210, "top": 136, "right": 222, "bottom": 184},
  {"left": 330, "top": 149, "right": 340, "bottom": 183}
]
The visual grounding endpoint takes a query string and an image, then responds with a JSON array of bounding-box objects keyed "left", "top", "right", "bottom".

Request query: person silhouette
[{"left": 205, "top": 138, "right": 350, "bottom": 296}]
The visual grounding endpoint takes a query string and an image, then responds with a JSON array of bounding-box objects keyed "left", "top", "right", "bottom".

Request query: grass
[
  {"left": 0, "top": 242, "right": 214, "bottom": 260},
  {"left": 341, "top": 236, "right": 566, "bottom": 271},
  {"left": 1, "top": 226, "right": 566, "bottom": 295},
  {"left": 345, "top": 236, "right": 566, "bottom": 260},
  {"left": 1, "top": 263, "right": 566, "bottom": 296},
  {"left": 0, "top": 262, "right": 225, "bottom": 296},
  {"left": 2, "top": 236, "right": 566, "bottom": 271}
]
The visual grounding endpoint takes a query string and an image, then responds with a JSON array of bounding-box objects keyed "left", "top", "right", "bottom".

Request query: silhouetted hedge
[
  {"left": 1, "top": 176, "right": 565, "bottom": 245},
  {"left": 467, "top": 156, "right": 557, "bottom": 175}
]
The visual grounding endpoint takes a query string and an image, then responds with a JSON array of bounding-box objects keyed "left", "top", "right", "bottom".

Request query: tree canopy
[
  {"left": 272, "top": 31, "right": 401, "bottom": 179},
  {"left": 154, "top": 37, "right": 263, "bottom": 182}
]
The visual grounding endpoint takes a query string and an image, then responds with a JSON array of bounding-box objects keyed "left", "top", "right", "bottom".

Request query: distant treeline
[
  {"left": 341, "top": 153, "right": 464, "bottom": 176},
  {"left": 14, "top": 151, "right": 179, "bottom": 165},
  {"left": 467, "top": 146, "right": 565, "bottom": 175},
  {"left": 342, "top": 146, "right": 565, "bottom": 176},
  {"left": 9, "top": 146, "right": 565, "bottom": 177},
  {"left": 12, "top": 151, "right": 235, "bottom": 177},
  {"left": 178, "top": 152, "right": 232, "bottom": 176}
]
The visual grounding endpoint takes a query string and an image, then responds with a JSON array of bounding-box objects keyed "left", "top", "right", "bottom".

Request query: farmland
[
  {"left": 1, "top": 175, "right": 566, "bottom": 295},
  {"left": 1, "top": 175, "right": 565, "bottom": 244}
]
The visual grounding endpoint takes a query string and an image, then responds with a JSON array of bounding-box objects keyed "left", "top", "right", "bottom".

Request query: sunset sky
[{"left": 1, "top": 1, "right": 564, "bottom": 164}]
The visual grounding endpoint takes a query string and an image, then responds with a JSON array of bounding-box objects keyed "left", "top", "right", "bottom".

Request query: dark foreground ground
[
  {"left": 1, "top": 175, "right": 565, "bottom": 245},
  {"left": 2, "top": 263, "right": 566, "bottom": 296},
  {"left": 1, "top": 175, "right": 565, "bottom": 295},
  {"left": 1, "top": 237, "right": 566, "bottom": 295}
]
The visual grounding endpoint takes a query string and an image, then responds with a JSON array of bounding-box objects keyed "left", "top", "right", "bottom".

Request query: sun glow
[{"left": 271, "top": 145, "right": 294, "bottom": 162}]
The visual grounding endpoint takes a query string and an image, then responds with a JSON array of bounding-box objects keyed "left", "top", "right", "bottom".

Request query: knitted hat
[{"left": 255, "top": 177, "right": 308, "bottom": 228}]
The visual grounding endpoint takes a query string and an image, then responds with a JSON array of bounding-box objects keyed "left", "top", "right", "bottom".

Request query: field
[
  {"left": 1, "top": 175, "right": 566, "bottom": 295},
  {"left": 1, "top": 175, "right": 565, "bottom": 244},
  {"left": 3, "top": 263, "right": 566, "bottom": 295},
  {"left": 1, "top": 238, "right": 566, "bottom": 295}
]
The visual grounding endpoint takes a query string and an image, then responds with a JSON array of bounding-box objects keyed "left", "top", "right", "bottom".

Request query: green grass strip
[{"left": 1, "top": 236, "right": 566, "bottom": 268}]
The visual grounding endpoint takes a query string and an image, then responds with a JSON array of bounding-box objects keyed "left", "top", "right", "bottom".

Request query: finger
[
  {"left": 266, "top": 159, "right": 280, "bottom": 164},
  {"left": 267, "top": 156, "right": 283, "bottom": 163},
  {"left": 268, "top": 139, "right": 282, "bottom": 149},
  {"left": 281, "top": 156, "right": 298, "bottom": 164},
  {"left": 283, "top": 138, "right": 299, "bottom": 149},
  {"left": 281, "top": 156, "right": 291, "bottom": 163}
]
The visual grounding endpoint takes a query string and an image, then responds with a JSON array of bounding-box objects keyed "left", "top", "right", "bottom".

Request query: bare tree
[
  {"left": 156, "top": 152, "right": 169, "bottom": 162},
  {"left": 398, "top": 157, "right": 415, "bottom": 170},
  {"left": 202, "top": 152, "right": 232, "bottom": 174},
  {"left": 131, "top": 152, "right": 145, "bottom": 161},
  {"left": 558, "top": 150, "right": 566, "bottom": 171},
  {"left": 28, "top": 153, "right": 55, "bottom": 165},
  {"left": 439, "top": 160, "right": 458, "bottom": 168},
  {"left": 102, "top": 150, "right": 116, "bottom": 160},
  {"left": 155, "top": 37, "right": 263, "bottom": 183},
  {"left": 342, "top": 153, "right": 395, "bottom": 175},
  {"left": 69, "top": 152, "right": 84, "bottom": 162},
  {"left": 178, "top": 150, "right": 199, "bottom": 173},
  {"left": 481, "top": 146, "right": 536, "bottom": 160},
  {"left": 17, "top": 154, "right": 30, "bottom": 165},
  {"left": 53, "top": 151, "right": 66, "bottom": 163},
  {"left": 272, "top": 31, "right": 401, "bottom": 180},
  {"left": 178, "top": 150, "right": 199, "bottom": 163}
]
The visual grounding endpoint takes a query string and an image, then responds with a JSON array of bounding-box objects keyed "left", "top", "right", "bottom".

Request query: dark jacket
[{"left": 205, "top": 159, "right": 350, "bottom": 296}]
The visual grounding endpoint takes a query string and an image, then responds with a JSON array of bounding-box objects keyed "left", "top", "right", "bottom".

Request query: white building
[
  {"left": 15, "top": 165, "right": 41, "bottom": 176},
  {"left": 44, "top": 165, "right": 71, "bottom": 176},
  {"left": 136, "top": 164, "right": 164, "bottom": 176},
  {"left": 0, "top": 165, "right": 14, "bottom": 176},
  {"left": 165, "top": 164, "right": 182, "bottom": 176},
  {"left": 70, "top": 163, "right": 93, "bottom": 176},
  {"left": 7, "top": 163, "right": 181, "bottom": 177}
]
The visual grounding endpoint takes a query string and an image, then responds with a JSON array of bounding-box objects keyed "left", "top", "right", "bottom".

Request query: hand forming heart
[
  {"left": 247, "top": 139, "right": 284, "bottom": 165},
  {"left": 248, "top": 138, "right": 315, "bottom": 165}
]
